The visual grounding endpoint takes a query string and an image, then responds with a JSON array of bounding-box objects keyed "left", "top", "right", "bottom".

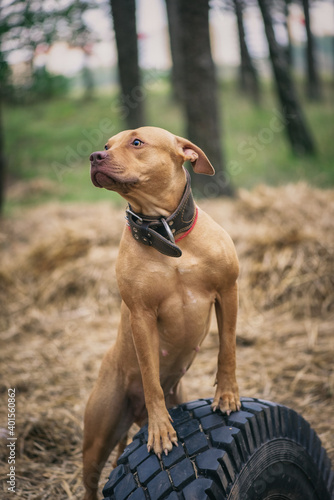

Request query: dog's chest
[{"left": 156, "top": 261, "right": 215, "bottom": 342}]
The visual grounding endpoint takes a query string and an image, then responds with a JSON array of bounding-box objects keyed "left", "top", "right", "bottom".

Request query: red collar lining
[{"left": 175, "top": 207, "right": 198, "bottom": 243}]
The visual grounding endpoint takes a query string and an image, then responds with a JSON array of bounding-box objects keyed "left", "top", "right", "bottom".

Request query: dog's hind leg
[
  {"left": 112, "top": 432, "right": 128, "bottom": 468},
  {"left": 82, "top": 347, "right": 133, "bottom": 500}
]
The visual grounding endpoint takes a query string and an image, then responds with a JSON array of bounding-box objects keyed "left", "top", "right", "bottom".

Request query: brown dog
[{"left": 83, "top": 126, "right": 240, "bottom": 500}]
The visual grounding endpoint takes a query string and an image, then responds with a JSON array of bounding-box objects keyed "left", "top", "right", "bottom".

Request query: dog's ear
[{"left": 176, "top": 136, "right": 215, "bottom": 176}]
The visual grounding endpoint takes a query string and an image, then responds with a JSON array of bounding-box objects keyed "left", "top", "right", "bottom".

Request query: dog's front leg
[
  {"left": 212, "top": 282, "right": 241, "bottom": 414},
  {"left": 130, "top": 310, "right": 178, "bottom": 457}
]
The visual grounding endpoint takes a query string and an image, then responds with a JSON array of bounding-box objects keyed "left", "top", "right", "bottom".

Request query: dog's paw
[
  {"left": 212, "top": 386, "right": 241, "bottom": 416},
  {"left": 147, "top": 413, "right": 178, "bottom": 458}
]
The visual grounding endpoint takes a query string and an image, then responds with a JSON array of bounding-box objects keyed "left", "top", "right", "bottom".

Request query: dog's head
[{"left": 90, "top": 127, "right": 214, "bottom": 211}]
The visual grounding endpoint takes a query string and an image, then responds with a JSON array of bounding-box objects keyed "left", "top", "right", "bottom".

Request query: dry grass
[{"left": 0, "top": 183, "right": 333, "bottom": 499}]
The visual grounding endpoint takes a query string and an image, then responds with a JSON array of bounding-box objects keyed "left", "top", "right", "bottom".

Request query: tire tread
[{"left": 103, "top": 397, "right": 333, "bottom": 500}]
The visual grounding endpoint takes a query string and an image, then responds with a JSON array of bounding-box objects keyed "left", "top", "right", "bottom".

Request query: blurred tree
[
  {"left": 284, "top": 0, "right": 293, "bottom": 67},
  {"left": 258, "top": 0, "right": 315, "bottom": 155},
  {"left": 0, "top": 112, "right": 4, "bottom": 215},
  {"left": 165, "top": 0, "right": 184, "bottom": 102},
  {"left": 302, "top": 0, "right": 322, "bottom": 100},
  {"left": 178, "top": 0, "right": 232, "bottom": 197},
  {"left": 232, "top": 0, "right": 260, "bottom": 103},
  {"left": 82, "top": 44, "right": 95, "bottom": 100},
  {"left": 0, "top": 0, "right": 101, "bottom": 212},
  {"left": 110, "top": 0, "right": 145, "bottom": 129},
  {"left": 212, "top": 0, "right": 260, "bottom": 101},
  {"left": 0, "top": 0, "right": 98, "bottom": 65},
  {"left": 0, "top": 59, "right": 7, "bottom": 216}
]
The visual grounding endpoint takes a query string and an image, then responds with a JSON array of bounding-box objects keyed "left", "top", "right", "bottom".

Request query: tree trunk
[
  {"left": 302, "top": 0, "right": 321, "bottom": 100},
  {"left": 110, "top": 0, "right": 145, "bottom": 129},
  {"left": 82, "top": 46, "right": 94, "bottom": 100},
  {"left": 234, "top": 0, "right": 260, "bottom": 103},
  {"left": 284, "top": 0, "right": 293, "bottom": 67},
  {"left": 258, "top": 0, "right": 315, "bottom": 155},
  {"left": 0, "top": 97, "right": 5, "bottom": 216},
  {"left": 165, "top": 0, "right": 184, "bottom": 101},
  {"left": 0, "top": 50, "right": 7, "bottom": 215},
  {"left": 179, "top": 0, "right": 232, "bottom": 197}
]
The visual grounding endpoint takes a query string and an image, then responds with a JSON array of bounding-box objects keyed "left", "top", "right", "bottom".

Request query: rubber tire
[{"left": 102, "top": 397, "right": 334, "bottom": 500}]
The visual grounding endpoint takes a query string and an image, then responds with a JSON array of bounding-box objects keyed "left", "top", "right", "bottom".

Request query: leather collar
[{"left": 126, "top": 169, "right": 196, "bottom": 258}]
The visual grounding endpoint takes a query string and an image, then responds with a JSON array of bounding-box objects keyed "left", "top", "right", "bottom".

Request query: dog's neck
[{"left": 123, "top": 169, "right": 187, "bottom": 218}]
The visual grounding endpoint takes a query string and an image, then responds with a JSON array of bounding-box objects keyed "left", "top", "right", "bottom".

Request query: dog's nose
[{"left": 90, "top": 151, "right": 108, "bottom": 163}]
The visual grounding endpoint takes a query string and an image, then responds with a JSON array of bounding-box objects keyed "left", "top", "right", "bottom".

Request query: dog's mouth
[
  {"left": 91, "top": 167, "right": 138, "bottom": 191},
  {"left": 93, "top": 171, "right": 114, "bottom": 189}
]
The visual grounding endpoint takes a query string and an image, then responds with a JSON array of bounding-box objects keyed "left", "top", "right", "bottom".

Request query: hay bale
[{"left": 7, "top": 178, "right": 63, "bottom": 202}]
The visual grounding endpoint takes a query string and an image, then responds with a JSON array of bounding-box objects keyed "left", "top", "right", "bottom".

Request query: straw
[{"left": 1, "top": 183, "right": 333, "bottom": 498}]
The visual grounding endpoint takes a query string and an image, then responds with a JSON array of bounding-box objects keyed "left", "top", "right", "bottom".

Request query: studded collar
[{"left": 125, "top": 169, "right": 197, "bottom": 258}]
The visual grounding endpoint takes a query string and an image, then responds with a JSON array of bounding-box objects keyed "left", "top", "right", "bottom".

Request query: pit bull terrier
[{"left": 83, "top": 126, "right": 240, "bottom": 499}]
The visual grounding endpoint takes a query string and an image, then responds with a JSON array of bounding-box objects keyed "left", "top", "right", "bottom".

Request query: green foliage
[
  {"left": 0, "top": 0, "right": 101, "bottom": 56},
  {"left": 6, "top": 66, "right": 71, "bottom": 104},
  {"left": 3, "top": 81, "right": 334, "bottom": 213},
  {"left": 30, "top": 67, "right": 70, "bottom": 99},
  {"left": 220, "top": 80, "right": 334, "bottom": 188}
]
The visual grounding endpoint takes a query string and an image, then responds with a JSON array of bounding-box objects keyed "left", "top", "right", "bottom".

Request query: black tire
[{"left": 102, "top": 397, "right": 334, "bottom": 500}]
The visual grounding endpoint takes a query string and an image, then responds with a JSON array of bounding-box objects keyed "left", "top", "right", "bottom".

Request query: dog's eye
[
  {"left": 132, "top": 139, "right": 143, "bottom": 147},
  {"left": 104, "top": 145, "right": 108, "bottom": 150}
]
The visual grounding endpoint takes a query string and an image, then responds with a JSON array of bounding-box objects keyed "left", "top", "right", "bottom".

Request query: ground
[{"left": 0, "top": 183, "right": 333, "bottom": 499}]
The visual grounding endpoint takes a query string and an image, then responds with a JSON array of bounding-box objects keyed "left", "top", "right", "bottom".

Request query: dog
[{"left": 83, "top": 126, "right": 240, "bottom": 500}]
